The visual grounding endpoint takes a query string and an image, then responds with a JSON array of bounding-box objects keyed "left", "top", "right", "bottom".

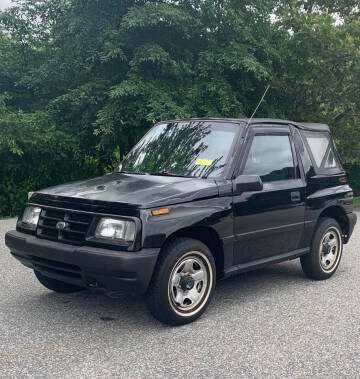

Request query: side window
[
  {"left": 293, "top": 129, "right": 313, "bottom": 175},
  {"left": 302, "top": 131, "right": 340, "bottom": 170},
  {"left": 243, "top": 135, "right": 295, "bottom": 182}
]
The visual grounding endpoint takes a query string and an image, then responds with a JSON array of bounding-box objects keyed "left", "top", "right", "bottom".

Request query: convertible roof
[
  {"left": 249, "top": 118, "right": 330, "bottom": 132},
  {"left": 162, "top": 118, "right": 330, "bottom": 132}
]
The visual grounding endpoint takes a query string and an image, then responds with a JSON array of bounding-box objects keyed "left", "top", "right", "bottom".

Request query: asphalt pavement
[{"left": 1, "top": 215, "right": 359, "bottom": 378}]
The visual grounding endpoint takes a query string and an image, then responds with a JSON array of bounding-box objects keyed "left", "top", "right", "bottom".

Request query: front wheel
[
  {"left": 301, "top": 217, "right": 343, "bottom": 280},
  {"left": 145, "top": 238, "right": 216, "bottom": 326}
]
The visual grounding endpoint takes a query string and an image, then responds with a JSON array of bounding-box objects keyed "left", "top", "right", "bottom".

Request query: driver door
[{"left": 232, "top": 125, "right": 306, "bottom": 265}]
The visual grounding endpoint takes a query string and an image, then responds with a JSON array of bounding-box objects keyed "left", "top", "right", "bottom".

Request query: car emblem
[{"left": 56, "top": 221, "right": 67, "bottom": 230}]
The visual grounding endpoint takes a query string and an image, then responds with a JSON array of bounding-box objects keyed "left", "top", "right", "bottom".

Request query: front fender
[{"left": 140, "top": 197, "right": 233, "bottom": 249}]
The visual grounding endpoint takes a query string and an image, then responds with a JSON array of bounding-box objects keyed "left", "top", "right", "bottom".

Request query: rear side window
[
  {"left": 293, "top": 129, "right": 312, "bottom": 173},
  {"left": 302, "top": 131, "right": 342, "bottom": 171},
  {"left": 243, "top": 135, "right": 295, "bottom": 182}
]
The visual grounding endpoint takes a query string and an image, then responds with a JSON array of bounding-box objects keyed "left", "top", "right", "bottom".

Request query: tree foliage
[{"left": 0, "top": 0, "right": 359, "bottom": 216}]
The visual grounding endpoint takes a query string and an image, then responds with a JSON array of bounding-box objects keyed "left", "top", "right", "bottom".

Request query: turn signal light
[{"left": 152, "top": 208, "right": 169, "bottom": 216}]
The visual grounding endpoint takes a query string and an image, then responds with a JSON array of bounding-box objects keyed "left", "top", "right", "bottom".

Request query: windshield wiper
[{"left": 149, "top": 170, "right": 191, "bottom": 178}]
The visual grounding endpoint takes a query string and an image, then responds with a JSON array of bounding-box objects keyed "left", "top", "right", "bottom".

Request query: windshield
[{"left": 119, "top": 121, "right": 240, "bottom": 178}]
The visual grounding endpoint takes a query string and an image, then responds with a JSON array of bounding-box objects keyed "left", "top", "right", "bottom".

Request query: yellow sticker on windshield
[{"left": 196, "top": 158, "right": 213, "bottom": 166}]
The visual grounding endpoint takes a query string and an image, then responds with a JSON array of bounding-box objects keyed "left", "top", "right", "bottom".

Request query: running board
[{"left": 223, "top": 248, "right": 310, "bottom": 279}]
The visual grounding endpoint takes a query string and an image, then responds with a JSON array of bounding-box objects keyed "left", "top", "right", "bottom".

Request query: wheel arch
[
  {"left": 317, "top": 206, "right": 349, "bottom": 241},
  {"left": 161, "top": 226, "right": 225, "bottom": 278}
]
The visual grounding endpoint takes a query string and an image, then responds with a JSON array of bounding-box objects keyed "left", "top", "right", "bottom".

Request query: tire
[
  {"left": 301, "top": 217, "right": 343, "bottom": 280},
  {"left": 34, "top": 270, "right": 84, "bottom": 293},
  {"left": 145, "top": 237, "right": 216, "bottom": 326}
]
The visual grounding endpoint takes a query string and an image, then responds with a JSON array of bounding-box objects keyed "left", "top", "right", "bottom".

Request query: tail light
[{"left": 339, "top": 177, "right": 347, "bottom": 184}]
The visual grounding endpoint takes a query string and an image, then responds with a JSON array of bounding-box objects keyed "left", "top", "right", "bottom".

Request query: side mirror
[{"left": 233, "top": 175, "right": 263, "bottom": 194}]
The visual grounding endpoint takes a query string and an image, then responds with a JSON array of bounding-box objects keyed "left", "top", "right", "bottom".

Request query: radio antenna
[{"left": 246, "top": 84, "right": 270, "bottom": 126}]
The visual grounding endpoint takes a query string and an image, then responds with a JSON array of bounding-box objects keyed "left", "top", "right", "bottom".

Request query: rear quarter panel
[{"left": 303, "top": 175, "right": 353, "bottom": 246}]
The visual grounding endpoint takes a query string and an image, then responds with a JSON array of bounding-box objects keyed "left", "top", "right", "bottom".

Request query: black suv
[{"left": 5, "top": 118, "right": 357, "bottom": 325}]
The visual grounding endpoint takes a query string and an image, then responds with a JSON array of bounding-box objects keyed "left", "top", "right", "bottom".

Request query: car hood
[{"left": 33, "top": 172, "right": 219, "bottom": 209}]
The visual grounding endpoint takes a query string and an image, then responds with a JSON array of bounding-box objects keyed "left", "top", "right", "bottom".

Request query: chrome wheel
[
  {"left": 319, "top": 227, "right": 342, "bottom": 272},
  {"left": 168, "top": 251, "right": 212, "bottom": 315}
]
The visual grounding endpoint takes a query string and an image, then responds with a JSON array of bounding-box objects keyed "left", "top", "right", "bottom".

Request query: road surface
[{"left": 1, "top": 215, "right": 359, "bottom": 378}]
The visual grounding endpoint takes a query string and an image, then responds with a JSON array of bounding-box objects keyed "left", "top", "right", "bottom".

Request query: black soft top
[
  {"left": 161, "top": 117, "right": 330, "bottom": 132},
  {"left": 248, "top": 118, "right": 330, "bottom": 132}
]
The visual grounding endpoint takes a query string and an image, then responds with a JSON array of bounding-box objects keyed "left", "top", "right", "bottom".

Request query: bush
[
  {"left": 344, "top": 165, "right": 360, "bottom": 196},
  {"left": 0, "top": 103, "right": 99, "bottom": 217}
]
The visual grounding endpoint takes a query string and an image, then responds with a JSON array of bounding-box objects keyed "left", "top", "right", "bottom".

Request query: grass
[{"left": 354, "top": 196, "right": 360, "bottom": 209}]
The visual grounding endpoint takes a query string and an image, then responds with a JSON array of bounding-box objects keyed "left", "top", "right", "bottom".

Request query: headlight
[
  {"left": 21, "top": 206, "right": 41, "bottom": 229},
  {"left": 95, "top": 218, "right": 135, "bottom": 242}
]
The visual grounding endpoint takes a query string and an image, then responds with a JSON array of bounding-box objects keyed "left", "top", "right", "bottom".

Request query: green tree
[{"left": 0, "top": 0, "right": 359, "bottom": 216}]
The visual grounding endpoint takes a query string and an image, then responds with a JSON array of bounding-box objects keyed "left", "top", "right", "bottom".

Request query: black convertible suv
[{"left": 5, "top": 118, "right": 357, "bottom": 325}]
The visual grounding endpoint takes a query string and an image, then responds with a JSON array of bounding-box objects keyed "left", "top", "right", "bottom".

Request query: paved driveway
[{"left": 0, "top": 215, "right": 359, "bottom": 378}]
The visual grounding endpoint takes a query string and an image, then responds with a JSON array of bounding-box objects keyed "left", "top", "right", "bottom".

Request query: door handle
[{"left": 291, "top": 191, "right": 301, "bottom": 202}]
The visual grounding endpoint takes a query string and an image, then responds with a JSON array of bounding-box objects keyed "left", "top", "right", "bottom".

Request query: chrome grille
[{"left": 37, "top": 208, "right": 93, "bottom": 245}]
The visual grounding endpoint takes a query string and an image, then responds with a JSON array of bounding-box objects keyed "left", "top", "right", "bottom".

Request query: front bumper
[
  {"left": 5, "top": 230, "right": 160, "bottom": 294},
  {"left": 345, "top": 212, "right": 357, "bottom": 243}
]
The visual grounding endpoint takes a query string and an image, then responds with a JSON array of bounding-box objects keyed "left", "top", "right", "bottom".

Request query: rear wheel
[
  {"left": 145, "top": 238, "right": 216, "bottom": 326},
  {"left": 301, "top": 217, "right": 343, "bottom": 280},
  {"left": 34, "top": 270, "right": 84, "bottom": 293}
]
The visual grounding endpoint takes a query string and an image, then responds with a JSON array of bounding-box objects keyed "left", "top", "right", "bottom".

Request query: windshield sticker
[{"left": 196, "top": 159, "right": 213, "bottom": 166}]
